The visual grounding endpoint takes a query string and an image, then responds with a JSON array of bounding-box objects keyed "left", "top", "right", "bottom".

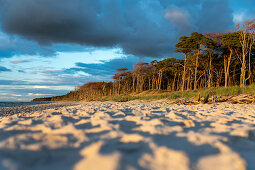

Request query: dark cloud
[
  {"left": 0, "top": 66, "right": 11, "bottom": 72},
  {"left": 0, "top": 0, "right": 234, "bottom": 57},
  {"left": 0, "top": 31, "right": 56, "bottom": 59},
  {"left": 198, "top": 0, "right": 233, "bottom": 32},
  {"left": 0, "top": 30, "right": 94, "bottom": 59}
]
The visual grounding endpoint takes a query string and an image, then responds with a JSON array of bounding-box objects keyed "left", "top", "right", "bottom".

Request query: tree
[
  {"left": 113, "top": 67, "right": 128, "bottom": 94},
  {"left": 236, "top": 19, "right": 255, "bottom": 87},
  {"left": 221, "top": 32, "right": 240, "bottom": 87},
  {"left": 175, "top": 36, "right": 192, "bottom": 91},
  {"left": 202, "top": 35, "right": 218, "bottom": 88},
  {"left": 133, "top": 62, "right": 154, "bottom": 92},
  {"left": 155, "top": 58, "right": 180, "bottom": 91},
  {"left": 189, "top": 32, "right": 204, "bottom": 89}
]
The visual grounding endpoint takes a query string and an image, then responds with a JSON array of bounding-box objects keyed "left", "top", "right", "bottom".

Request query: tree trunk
[
  {"left": 232, "top": 64, "right": 236, "bottom": 86},
  {"left": 157, "top": 70, "right": 163, "bottom": 90},
  {"left": 246, "top": 44, "right": 253, "bottom": 84},
  {"left": 182, "top": 54, "right": 187, "bottom": 91},
  {"left": 194, "top": 46, "right": 201, "bottom": 90},
  {"left": 172, "top": 72, "right": 177, "bottom": 91},
  {"left": 132, "top": 75, "right": 136, "bottom": 92},
  {"left": 187, "top": 69, "right": 191, "bottom": 90},
  {"left": 208, "top": 53, "right": 212, "bottom": 88},
  {"left": 240, "top": 48, "right": 246, "bottom": 87},
  {"left": 118, "top": 76, "right": 121, "bottom": 94},
  {"left": 224, "top": 49, "right": 232, "bottom": 88},
  {"left": 177, "top": 73, "right": 181, "bottom": 91}
]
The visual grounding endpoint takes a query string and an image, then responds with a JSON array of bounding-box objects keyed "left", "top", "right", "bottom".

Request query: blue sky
[{"left": 0, "top": 0, "right": 254, "bottom": 101}]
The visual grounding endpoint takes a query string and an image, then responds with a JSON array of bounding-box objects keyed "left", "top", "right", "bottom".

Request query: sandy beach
[{"left": 0, "top": 101, "right": 254, "bottom": 170}]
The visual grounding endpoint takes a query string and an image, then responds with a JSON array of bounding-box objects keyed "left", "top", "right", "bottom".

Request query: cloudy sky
[{"left": 0, "top": 0, "right": 254, "bottom": 101}]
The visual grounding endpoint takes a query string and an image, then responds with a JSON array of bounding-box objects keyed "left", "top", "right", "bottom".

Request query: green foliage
[
  {"left": 175, "top": 36, "right": 192, "bottom": 54},
  {"left": 221, "top": 32, "right": 241, "bottom": 49}
]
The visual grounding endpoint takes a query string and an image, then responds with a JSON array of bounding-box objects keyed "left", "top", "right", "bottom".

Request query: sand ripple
[{"left": 0, "top": 102, "right": 255, "bottom": 170}]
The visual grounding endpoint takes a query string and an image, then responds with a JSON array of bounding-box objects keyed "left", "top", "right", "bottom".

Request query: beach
[{"left": 0, "top": 101, "right": 254, "bottom": 170}]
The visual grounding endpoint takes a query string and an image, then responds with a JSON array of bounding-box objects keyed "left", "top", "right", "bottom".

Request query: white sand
[{"left": 0, "top": 101, "right": 255, "bottom": 170}]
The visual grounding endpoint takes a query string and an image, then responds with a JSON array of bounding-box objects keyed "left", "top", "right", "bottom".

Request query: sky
[{"left": 0, "top": 0, "right": 255, "bottom": 101}]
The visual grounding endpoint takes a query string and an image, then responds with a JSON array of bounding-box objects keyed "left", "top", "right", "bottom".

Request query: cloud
[
  {"left": 32, "top": 86, "right": 51, "bottom": 89},
  {"left": 0, "top": 79, "right": 72, "bottom": 86},
  {"left": 0, "top": 86, "right": 70, "bottom": 101},
  {"left": 165, "top": 6, "right": 192, "bottom": 32},
  {"left": 18, "top": 70, "right": 25, "bottom": 73},
  {"left": 0, "top": 31, "right": 56, "bottom": 59},
  {"left": 10, "top": 58, "right": 33, "bottom": 64},
  {"left": 65, "top": 56, "right": 151, "bottom": 78},
  {"left": 198, "top": 0, "right": 234, "bottom": 33},
  {"left": 0, "top": 0, "right": 235, "bottom": 57},
  {"left": 233, "top": 12, "right": 246, "bottom": 24},
  {"left": 27, "top": 93, "right": 52, "bottom": 96},
  {"left": 0, "top": 30, "right": 93, "bottom": 59},
  {"left": 32, "top": 56, "right": 151, "bottom": 87},
  {"left": 0, "top": 66, "right": 11, "bottom": 72},
  {"left": 0, "top": 80, "right": 20, "bottom": 85}
]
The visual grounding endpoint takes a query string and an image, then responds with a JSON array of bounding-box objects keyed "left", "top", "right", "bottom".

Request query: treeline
[{"left": 33, "top": 19, "right": 255, "bottom": 102}]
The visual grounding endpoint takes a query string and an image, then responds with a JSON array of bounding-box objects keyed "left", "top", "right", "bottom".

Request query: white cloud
[
  {"left": 165, "top": 9, "right": 189, "bottom": 23},
  {"left": 233, "top": 11, "right": 246, "bottom": 24},
  {"left": 11, "top": 94, "right": 22, "bottom": 97},
  {"left": 32, "top": 86, "right": 51, "bottom": 89},
  {"left": 27, "top": 93, "right": 52, "bottom": 96},
  {"left": 165, "top": 7, "right": 192, "bottom": 32},
  {"left": 73, "top": 71, "right": 90, "bottom": 77}
]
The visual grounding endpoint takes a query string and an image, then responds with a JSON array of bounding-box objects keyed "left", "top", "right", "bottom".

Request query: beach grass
[{"left": 101, "top": 84, "right": 255, "bottom": 102}]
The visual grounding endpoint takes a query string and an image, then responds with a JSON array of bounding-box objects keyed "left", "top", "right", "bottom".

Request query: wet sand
[{"left": 0, "top": 101, "right": 254, "bottom": 170}]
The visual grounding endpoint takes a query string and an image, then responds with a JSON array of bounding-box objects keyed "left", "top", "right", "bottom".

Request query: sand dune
[{"left": 0, "top": 101, "right": 255, "bottom": 170}]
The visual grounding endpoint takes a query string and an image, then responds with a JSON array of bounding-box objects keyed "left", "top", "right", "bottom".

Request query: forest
[{"left": 33, "top": 19, "right": 255, "bottom": 102}]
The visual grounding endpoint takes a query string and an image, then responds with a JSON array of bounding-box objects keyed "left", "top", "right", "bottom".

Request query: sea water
[{"left": 0, "top": 102, "right": 51, "bottom": 108}]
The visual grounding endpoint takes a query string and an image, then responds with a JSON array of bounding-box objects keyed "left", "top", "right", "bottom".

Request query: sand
[{"left": 0, "top": 101, "right": 254, "bottom": 170}]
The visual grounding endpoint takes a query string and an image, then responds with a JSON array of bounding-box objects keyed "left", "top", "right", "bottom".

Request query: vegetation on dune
[
  {"left": 100, "top": 84, "right": 255, "bottom": 102},
  {"left": 33, "top": 19, "right": 255, "bottom": 102}
]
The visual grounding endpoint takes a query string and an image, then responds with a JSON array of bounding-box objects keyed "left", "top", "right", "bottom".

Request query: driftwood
[
  {"left": 197, "top": 92, "right": 201, "bottom": 102},
  {"left": 175, "top": 94, "right": 255, "bottom": 105},
  {"left": 202, "top": 94, "right": 209, "bottom": 104}
]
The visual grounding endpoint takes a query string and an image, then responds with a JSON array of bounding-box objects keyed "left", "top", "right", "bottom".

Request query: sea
[
  {"left": 0, "top": 101, "right": 79, "bottom": 117},
  {"left": 0, "top": 102, "right": 52, "bottom": 108}
]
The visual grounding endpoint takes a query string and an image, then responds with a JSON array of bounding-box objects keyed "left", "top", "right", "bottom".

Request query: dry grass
[{"left": 101, "top": 84, "right": 255, "bottom": 102}]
